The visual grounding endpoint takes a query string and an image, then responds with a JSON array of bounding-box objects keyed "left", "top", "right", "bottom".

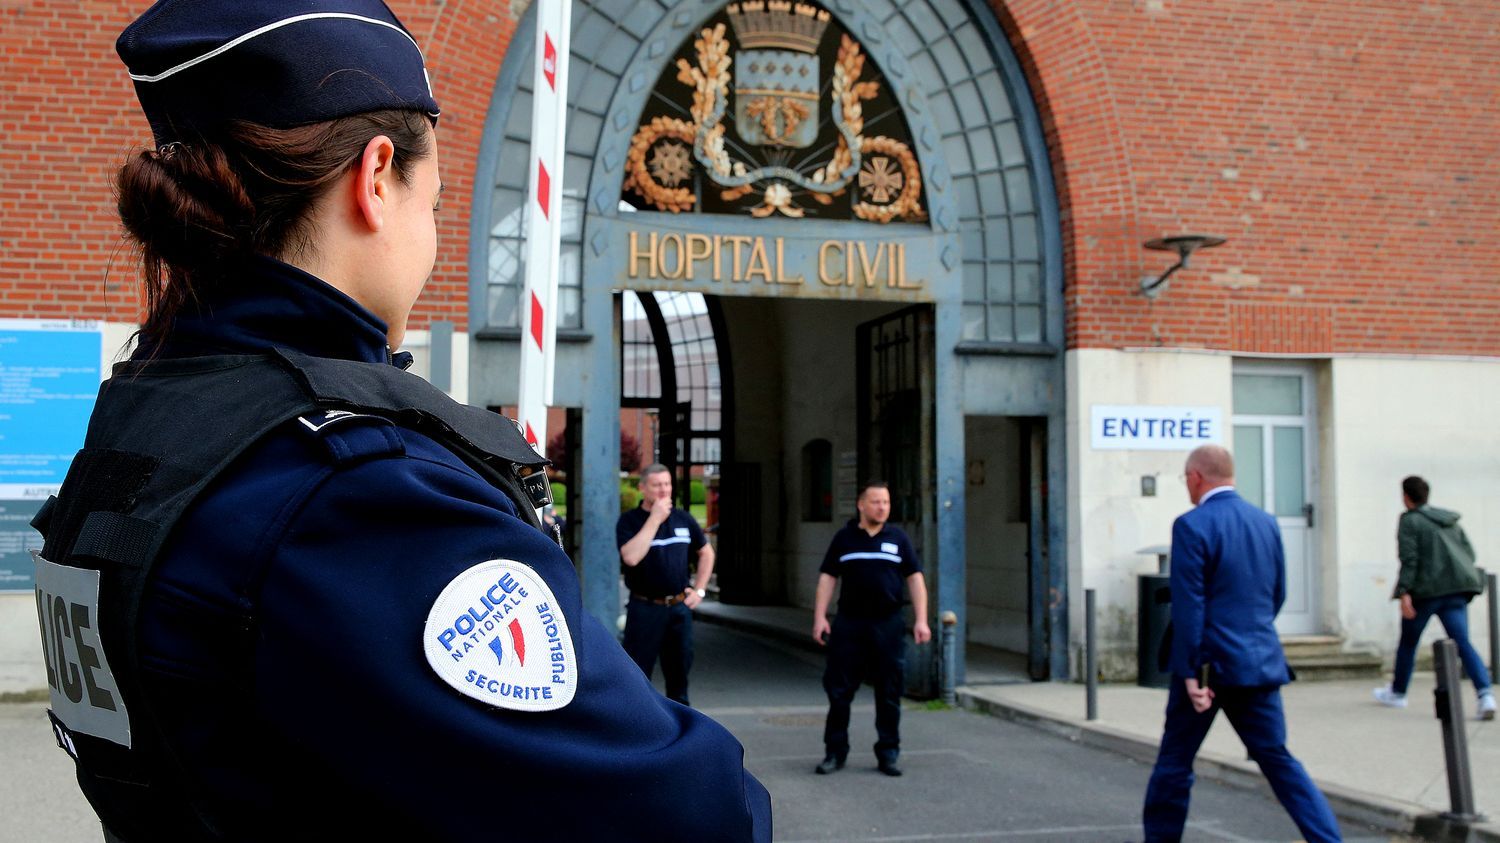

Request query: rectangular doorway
[
  {"left": 1232, "top": 363, "right": 1320, "bottom": 635},
  {"left": 964, "top": 415, "right": 1049, "bottom": 682}
]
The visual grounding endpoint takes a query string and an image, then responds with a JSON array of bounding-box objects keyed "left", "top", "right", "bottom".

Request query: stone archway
[{"left": 472, "top": 0, "right": 1065, "bottom": 670}]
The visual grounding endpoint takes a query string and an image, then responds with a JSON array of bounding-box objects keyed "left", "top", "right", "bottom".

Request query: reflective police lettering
[
  {"left": 70, "top": 602, "right": 116, "bottom": 710},
  {"left": 425, "top": 559, "right": 577, "bottom": 711},
  {"left": 51, "top": 595, "right": 83, "bottom": 703},
  {"left": 43, "top": 594, "right": 118, "bottom": 708},
  {"left": 34, "top": 588, "right": 56, "bottom": 689},
  {"left": 31, "top": 552, "right": 132, "bottom": 747}
]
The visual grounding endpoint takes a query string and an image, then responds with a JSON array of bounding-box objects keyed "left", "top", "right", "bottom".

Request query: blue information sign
[
  {"left": 0, "top": 500, "right": 44, "bottom": 590},
  {"left": 0, "top": 320, "right": 101, "bottom": 590}
]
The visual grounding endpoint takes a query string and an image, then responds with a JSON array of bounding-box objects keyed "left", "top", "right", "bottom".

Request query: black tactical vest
[{"left": 30, "top": 348, "right": 550, "bottom": 840}]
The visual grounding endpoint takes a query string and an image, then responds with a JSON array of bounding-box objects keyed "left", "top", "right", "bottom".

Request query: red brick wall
[
  {"left": 5, "top": 1, "right": 1498, "bottom": 354},
  {"left": 390, "top": 0, "right": 517, "bottom": 331},
  {"left": 1, "top": 2, "right": 144, "bottom": 323},
  {"left": 0, "top": 0, "right": 517, "bottom": 332},
  {"left": 994, "top": 0, "right": 1500, "bottom": 354}
]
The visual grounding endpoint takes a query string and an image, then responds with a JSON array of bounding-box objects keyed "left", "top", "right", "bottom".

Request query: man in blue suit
[{"left": 1142, "top": 445, "right": 1341, "bottom": 843}]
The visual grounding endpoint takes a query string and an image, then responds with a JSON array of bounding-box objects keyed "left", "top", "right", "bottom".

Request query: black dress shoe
[
  {"left": 877, "top": 759, "right": 903, "bottom": 777},
  {"left": 814, "top": 755, "right": 845, "bottom": 775}
]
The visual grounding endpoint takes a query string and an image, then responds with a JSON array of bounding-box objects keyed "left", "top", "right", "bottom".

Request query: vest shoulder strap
[{"left": 272, "top": 348, "right": 545, "bottom": 469}]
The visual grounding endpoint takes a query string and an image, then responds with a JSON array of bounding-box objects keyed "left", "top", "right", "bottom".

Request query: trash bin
[
  {"left": 1137, "top": 574, "right": 1171, "bottom": 688},
  {"left": 1136, "top": 544, "right": 1172, "bottom": 689}
]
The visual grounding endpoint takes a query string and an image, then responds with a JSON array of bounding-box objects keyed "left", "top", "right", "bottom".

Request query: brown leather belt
[{"left": 633, "top": 591, "right": 689, "bottom": 607}]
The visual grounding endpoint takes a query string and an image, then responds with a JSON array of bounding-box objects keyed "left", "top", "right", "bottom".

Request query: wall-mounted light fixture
[{"left": 1139, "top": 235, "right": 1226, "bottom": 298}]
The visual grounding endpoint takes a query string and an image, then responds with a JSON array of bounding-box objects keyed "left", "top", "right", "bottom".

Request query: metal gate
[{"left": 856, "top": 305, "right": 937, "bottom": 696}]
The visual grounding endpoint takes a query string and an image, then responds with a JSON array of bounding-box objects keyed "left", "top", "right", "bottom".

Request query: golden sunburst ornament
[
  {"left": 649, "top": 141, "right": 693, "bottom": 187},
  {"left": 859, "top": 156, "right": 903, "bottom": 204}
]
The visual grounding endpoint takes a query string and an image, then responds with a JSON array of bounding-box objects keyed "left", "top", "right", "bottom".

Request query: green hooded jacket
[{"left": 1395, "top": 505, "right": 1485, "bottom": 600}]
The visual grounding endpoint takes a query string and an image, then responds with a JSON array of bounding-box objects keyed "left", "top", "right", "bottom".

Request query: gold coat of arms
[{"left": 624, "top": 1, "right": 926, "bottom": 223}]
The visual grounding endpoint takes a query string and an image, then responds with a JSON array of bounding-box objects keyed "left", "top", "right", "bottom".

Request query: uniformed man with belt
[
  {"left": 811, "top": 480, "right": 930, "bottom": 777},
  {"left": 617, "top": 463, "right": 714, "bottom": 705}
]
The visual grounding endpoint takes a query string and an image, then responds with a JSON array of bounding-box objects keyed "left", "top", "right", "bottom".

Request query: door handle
[{"left": 1302, "top": 502, "right": 1315, "bottom": 528}]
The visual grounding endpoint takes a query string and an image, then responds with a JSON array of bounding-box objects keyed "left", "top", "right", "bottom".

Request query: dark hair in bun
[{"left": 116, "top": 109, "right": 433, "bottom": 342}]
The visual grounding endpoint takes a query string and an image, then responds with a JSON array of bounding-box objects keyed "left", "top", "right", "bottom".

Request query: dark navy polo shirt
[
  {"left": 819, "top": 520, "right": 921, "bottom": 619},
  {"left": 616, "top": 506, "right": 707, "bottom": 598}
]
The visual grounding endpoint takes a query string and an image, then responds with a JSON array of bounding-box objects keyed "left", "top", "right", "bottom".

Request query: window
[{"left": 802, "top": 439, "right": 833, "bottom": 522}]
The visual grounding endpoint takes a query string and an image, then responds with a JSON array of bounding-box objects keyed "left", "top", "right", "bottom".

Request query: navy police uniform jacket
[
  {"left": 39, "top": 257, "right": 771, "bottom": 841},
  {"left": 616, "top": 506, "right": 706, "bottom": 597},
  {"left": 1167, "top": 488, "right": 1293, "bottom": 687},
  {"left": 819, "top": 520, "right": 921, "bottom": 618}
]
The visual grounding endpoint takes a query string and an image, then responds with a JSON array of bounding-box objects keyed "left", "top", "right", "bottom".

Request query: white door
[{"left": 1232, "top": 366, "right": 1318, "bottom": 635}]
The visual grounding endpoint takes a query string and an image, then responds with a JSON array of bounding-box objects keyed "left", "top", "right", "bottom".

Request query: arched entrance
[{"left": 471, "top": 0, "right": 1067, "bottom": 686}]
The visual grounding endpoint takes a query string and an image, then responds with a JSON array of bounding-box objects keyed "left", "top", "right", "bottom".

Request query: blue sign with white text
[{"left": 0, "top": 320, "right": 101, "bottom": 590}]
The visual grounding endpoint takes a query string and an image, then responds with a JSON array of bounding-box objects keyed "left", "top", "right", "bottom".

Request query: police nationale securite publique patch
[{"left": 424, "top": 559, "right": 577, "bottom": 711}]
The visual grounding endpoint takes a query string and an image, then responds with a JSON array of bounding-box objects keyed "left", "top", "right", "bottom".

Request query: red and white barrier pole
[{"left": 517, "top": 0, "right": 571, "bottom": 473}]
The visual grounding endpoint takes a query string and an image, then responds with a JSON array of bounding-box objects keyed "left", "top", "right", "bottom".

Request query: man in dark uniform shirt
[
  {"left": 811, "top": 480, "right": 930, "bottom": 776},
  {"left": 617, "top": 463, "right": 715, "bottom": 705}
]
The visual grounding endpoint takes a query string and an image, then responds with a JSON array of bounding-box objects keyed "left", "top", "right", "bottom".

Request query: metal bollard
[
  {"left": 940, "top": 611, "right": 958, "bottom": 706},
  {"left": 1488, "top": 572, "right": 1498, "bottom": 681},
  {"left": 1085, "top": 588, "right": 1098, "bottom": 721},
  {"left": 1432, "top": 639, "right": 1482, "bottom": 822}
]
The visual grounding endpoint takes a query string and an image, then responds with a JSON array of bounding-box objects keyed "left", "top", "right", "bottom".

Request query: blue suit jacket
[{"left": 1168, "top": 489, "right": 1293, "bottom": 687}]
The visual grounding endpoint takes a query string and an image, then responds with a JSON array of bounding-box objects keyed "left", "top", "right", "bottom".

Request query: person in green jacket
[{"left": 1374, "top": 476, "right": 1495, "bottom": 719}]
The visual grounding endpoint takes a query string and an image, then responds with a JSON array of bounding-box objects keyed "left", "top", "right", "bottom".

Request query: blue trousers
[
  {"left": 823, "top": 613, "right": 905, "bottom": 763},
  {"left": 1143, "top": 682, "right": 1341, "bottom": 843},
  {"left": 621, "top": 598, "right": 693, "bottom": 706},
  {"left": 1392, "top": 593, "right": 1492, "bottom": 696}
]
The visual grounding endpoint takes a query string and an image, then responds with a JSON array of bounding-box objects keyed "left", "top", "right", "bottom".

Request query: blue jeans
[
  {"left": 1392, "top": 593, "right": 1491, "bottom": 696},
  {"left": 1144, "top": 683, "right": 1341, "bottom": 843}
]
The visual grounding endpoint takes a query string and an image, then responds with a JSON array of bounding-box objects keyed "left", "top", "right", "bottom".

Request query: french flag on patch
[{"left": 487, "top": 618, "right": 527, "bottom": 667}]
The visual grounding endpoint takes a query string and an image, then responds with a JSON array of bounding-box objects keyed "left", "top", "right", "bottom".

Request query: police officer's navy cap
[{"left": 118, "top": 0, "right": 441, "bottom": 146}]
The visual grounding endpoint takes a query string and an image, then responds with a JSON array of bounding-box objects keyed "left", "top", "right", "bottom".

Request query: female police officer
[{"left": 30, "top": 1, "right": 770, "bottom": 839}]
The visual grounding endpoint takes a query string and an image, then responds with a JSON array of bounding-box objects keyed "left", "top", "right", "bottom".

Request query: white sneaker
[
  {"left": 1373, "top": 686, "right": 1408, "bottom": 708},
  {"left": 1479, "top": 692, "right": 1496, "bottom": 721}
]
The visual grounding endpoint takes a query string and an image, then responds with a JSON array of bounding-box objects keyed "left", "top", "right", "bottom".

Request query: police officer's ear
[{"left": 352, "top": 135, "right": 399, "bottom": 233}]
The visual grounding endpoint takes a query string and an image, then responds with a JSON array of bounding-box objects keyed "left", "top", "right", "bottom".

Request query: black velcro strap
[
  {"left": 30, "top": 495, "right": 58, "bottom": 537},
  {"left": 71, "top": 511, "right": 160, "bottom": 570},
  {"left": 40, "top": 449, "right": 158, "bottom": 563}
]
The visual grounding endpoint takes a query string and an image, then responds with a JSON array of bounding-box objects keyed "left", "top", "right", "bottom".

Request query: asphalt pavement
[
  {"left": 960, "top": 675, "right": 1500, "bottom": 837},
  {"left": 3, "top": 621, "right": 1418, "bottom": 842},
  {"left": 676, "top": 623, "right": 1414, "bottom": 842}
]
